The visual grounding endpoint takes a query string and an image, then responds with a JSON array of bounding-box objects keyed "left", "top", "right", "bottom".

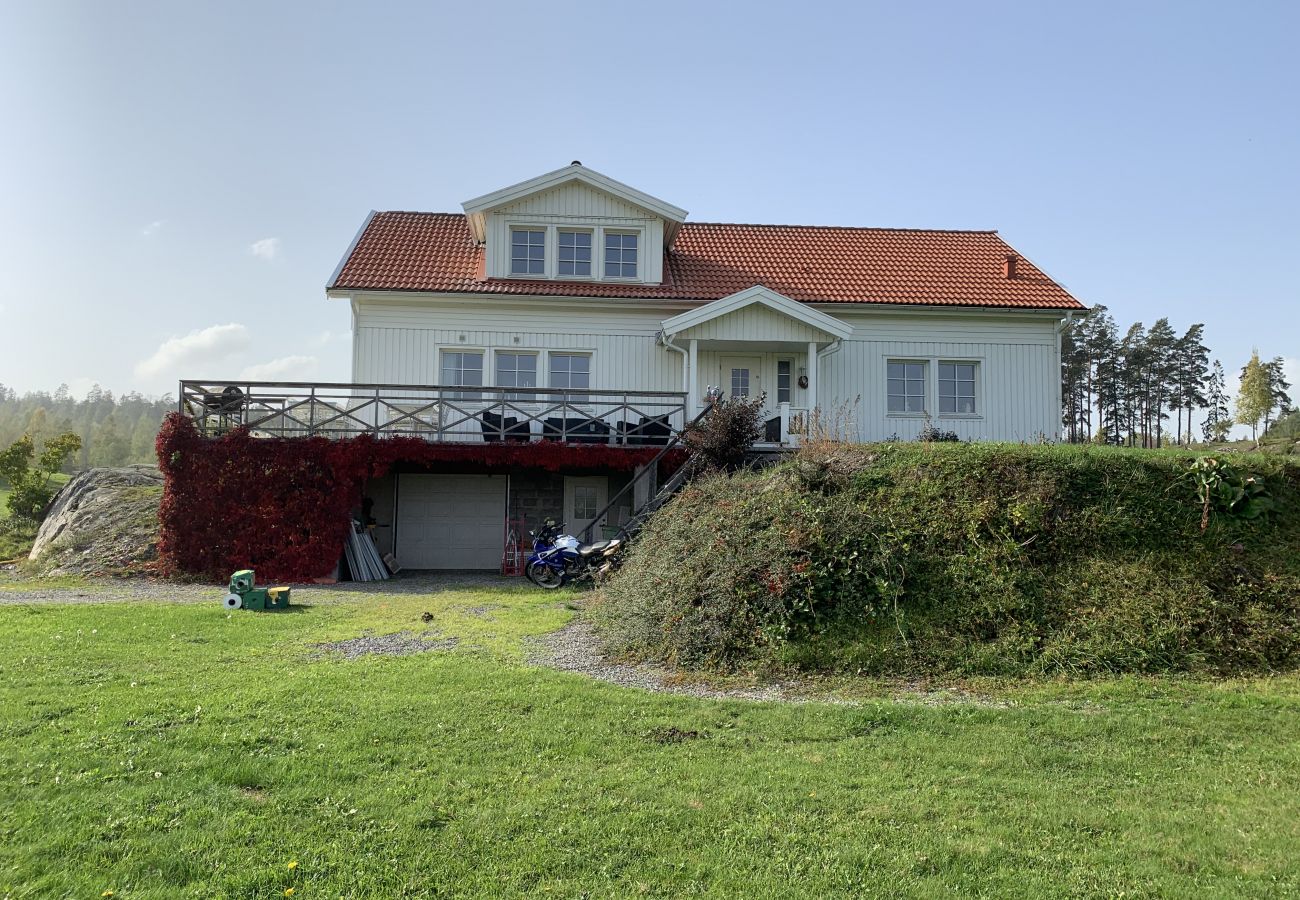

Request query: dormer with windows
[{"left": 461, "top": 162, "right": 687, "bottom": 286}]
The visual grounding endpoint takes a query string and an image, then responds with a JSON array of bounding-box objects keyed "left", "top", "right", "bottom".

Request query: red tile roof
[{"left": 329, "top": 212, "right": 1084, "bottom": 310}]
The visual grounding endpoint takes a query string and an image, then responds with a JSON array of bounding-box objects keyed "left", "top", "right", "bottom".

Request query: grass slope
[
  {"left": 597, "top": 443, "right": 1300, "bottom": 676},
  {"left": 1, "top": 582, "right": 1298, "bottom": 897}
]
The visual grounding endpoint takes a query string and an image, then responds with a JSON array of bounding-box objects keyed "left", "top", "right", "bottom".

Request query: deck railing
[{"left": 178, "top": 380, "right": 690, "bottom": 445}]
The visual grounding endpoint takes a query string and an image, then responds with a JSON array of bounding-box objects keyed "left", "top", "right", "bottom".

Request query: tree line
[
  {"left": 1061, "top": 306, "right": 1292, "bottom": 446},
  {"left": 0, "top": 384, "right": 173, "bottom": 471}
]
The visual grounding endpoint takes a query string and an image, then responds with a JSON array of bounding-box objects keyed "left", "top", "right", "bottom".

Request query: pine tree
[
  {"left": 1201, "top": 360, "right": 1231, "bottom": 442},
  {"left": 1263, "top": 357, "right": 1293, "bottom": 431},
  {"left": 1236, "top": 351, "right": 1274, "bottom": 442},
  {"left": 1171, "top": 324, "right": 1209, "bottom": 445}
]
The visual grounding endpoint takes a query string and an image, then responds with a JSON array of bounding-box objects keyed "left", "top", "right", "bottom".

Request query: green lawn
[{"left": 1, "top": 583, "right": 1298, "bottom": 898}]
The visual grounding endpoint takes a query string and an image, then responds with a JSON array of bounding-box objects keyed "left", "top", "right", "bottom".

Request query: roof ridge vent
[{"left": 570, "top": 160, "right": 582, "bottom": 166}]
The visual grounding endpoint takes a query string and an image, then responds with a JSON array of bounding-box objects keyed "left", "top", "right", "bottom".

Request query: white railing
[{"left": 178, "top": 380, "right": 688, "bottom": 446}]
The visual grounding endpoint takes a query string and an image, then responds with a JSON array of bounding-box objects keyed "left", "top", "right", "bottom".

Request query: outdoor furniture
[
  {"left": 617, "top": 415, "right": 673, "bottom": 446},
  {"left": 764, "top": 416, "right": 781, "bottom": 443},
  {"left": 479, "top": 411, "right": 532, "bottom": 443},
  {"left": 542, "top": 417, "right": 611, "bottom": 444}
]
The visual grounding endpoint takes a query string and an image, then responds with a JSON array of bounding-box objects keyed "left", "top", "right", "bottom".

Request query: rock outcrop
[{"left": 29, "top": 465, "right": 164, "bottom": 575}]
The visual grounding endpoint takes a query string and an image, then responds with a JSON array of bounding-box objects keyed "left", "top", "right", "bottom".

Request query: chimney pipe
[{"left": 1003, "top": 254, "right": 1018, "bottom": 280}]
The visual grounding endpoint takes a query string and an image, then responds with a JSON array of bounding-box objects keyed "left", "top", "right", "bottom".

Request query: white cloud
[
  {"left": 250, "top": 237, "right": 281, "bottom": 261},
  {"left": 239, "top": 355, "right": 319, "bottom": 381},
  {"left": 141, "top": 220, "right": 164, "bottom": 237},
  {"left": 134, "top": 323, "right": 252, "bottom": 381},
  {"left": 312, "top": 329, "right": 351, "bottom": 347}
]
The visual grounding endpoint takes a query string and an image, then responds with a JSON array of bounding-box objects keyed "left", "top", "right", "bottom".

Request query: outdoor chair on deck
[
  {"left": 542, "top": 417, "right": 611, "bottom": 444},
  {"left": 479, "top": 411, "right": 532, "bottom": 443},
  {"left": 616, "top": 414, "right": 673, "bottom": 446}
]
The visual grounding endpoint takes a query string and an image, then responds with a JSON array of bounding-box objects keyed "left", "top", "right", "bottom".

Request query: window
[
  {"left": 495, "top": 352, "right": 537, "bottom": 400},
  {"left": 550, "top": 352, "right": 591, "bottom": 401},
  {"left": 939, "top": 362, "right": 978, "bottom": 415},
  {"left": 730, "top": 366, "right": 751, "bottom": 397},
  {"left": 441, "top": 350, "right": 483, "bottom": 400},
  {"left": 887, "top": 361, "right": 927, "bottom": 413},
  {"left": 777, "top": 360, "right": 792, "bottom": 404},
  {"left": 604, "top": 232, "right": 638, "bottom": 278},
  {"left": 510, "top": 229, "right": 545, "bottom": 275},
  {"left": 557, "top": 231, "right": 592, "bottom": 277},
  {"left": 573, "top": 484, "right": 599, "bottom": 521}
]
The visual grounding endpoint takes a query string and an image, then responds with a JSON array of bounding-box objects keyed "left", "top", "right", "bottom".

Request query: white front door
[
  {"left": 719, "top": 356, "right": 763, "bottom": 402},
  {"left": 564, "top": 475, "right": 608, "bottom": 541},
  {"left": 395, "top": 474, "right": 506, "bottom": 569}
]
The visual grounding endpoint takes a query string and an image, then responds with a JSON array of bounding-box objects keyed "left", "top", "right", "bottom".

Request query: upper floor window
[
  {"left": 887, "top": 360, "right": 927, "bottom": 413},
  {"left": 550, "top": 352, "right": 591, "bottom": 401},
  {"left": 495, "top": 351, "right": 538, "bottom": 400},
  {"left": 558, "top": 231, "right": 592, "bottom": 277},
  {"left": 604, "top": 232, "right": 638, "bottom": 278},
  {"left": 511, "top": 228, "right": 545, "bottom": 275},
  {"left": 939, "top": 362, "right": 978, "bottom": 415},
  {"left": 441, "top": 350, "right": 484, "bottom": 400}
]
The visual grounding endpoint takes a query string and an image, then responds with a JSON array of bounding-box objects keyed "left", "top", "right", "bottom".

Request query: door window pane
[
  {"left": 511, "top": 228, "right": 545, "bottom": 275},
  {"left": 574, "top": 485, "right": 598, "bottom": 521},
  {"left": 730, "top": 367, "right": 751, "bottom": 397}
]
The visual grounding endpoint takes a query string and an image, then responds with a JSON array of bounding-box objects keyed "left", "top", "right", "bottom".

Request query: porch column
[
  {"left": 688, "top": 339, "right": 699, "bottom": 414},
  {"left": 806, "top": 341, "right": 818, "bottom": 431}
]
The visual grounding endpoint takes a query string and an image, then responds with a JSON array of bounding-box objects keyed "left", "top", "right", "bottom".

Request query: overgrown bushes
[{"left": 593, "top": 443, "right": 1300, "bottom": 676}]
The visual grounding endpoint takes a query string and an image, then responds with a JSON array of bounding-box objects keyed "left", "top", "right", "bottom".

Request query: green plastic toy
[{"left": 223, "top": 569, "right": 291, "bottom": 611}]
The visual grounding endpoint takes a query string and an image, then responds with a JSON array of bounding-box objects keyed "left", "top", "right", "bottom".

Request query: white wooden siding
[
  {"left": 677, "top": 304, "right": 829, "bottom": 344},
  {"left": 351, "top": 295, "right": 1064, "bottom": 442}
]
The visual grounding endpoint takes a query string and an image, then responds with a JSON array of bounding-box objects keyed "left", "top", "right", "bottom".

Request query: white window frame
[
  {"left": 776, "top": 358, "right": 794, "bottom": 405},
  {"left": 602, "top": 229, "right": 641, "bottom": 280},
  {"left": 886, "top": 358, "right": 929, "bottom": 416},
  {"left": 937, "top": 360, "right": 980, "bottom": 418},
  {"left": 548, "top": 350, "right": 593, "bottom": 402},
  {"left": 439, "top": 348, "right": 486, "bottom": 400},
  {"left": 556, "top": 228, "right": 595, "bottom": 280},
  {"left": 494, "top": 350, "right": 540, "bottom": 401},
  {"left": 499, "top": 221, "right": 644, "bottom": 283},
  {"left": 508, "top": 226, "right": 547, "bottom": 278}
]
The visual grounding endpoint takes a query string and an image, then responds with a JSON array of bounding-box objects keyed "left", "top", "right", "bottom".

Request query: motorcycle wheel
[{"left": 527, "top": 561, "right": 565, "bottom": 590}]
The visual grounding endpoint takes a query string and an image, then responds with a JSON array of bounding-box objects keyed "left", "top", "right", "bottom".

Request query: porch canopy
[{"left": 659, "top": 285, "right": 852, "bottom": 416}]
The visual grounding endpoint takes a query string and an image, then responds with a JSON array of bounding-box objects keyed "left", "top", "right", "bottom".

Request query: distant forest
[{"left": 0, "top": 384, "right": 173, "bottom": 470}]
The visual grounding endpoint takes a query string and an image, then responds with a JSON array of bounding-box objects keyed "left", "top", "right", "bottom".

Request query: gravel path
[
  {"left": 528, "top": 621, "right": 845, "bottom": 703},
  {"left": 313, "top": 630, "right": 459, "bottom": 659}
]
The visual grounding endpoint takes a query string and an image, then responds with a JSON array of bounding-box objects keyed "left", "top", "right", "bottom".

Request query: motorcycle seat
[{"left": 577, "top": 540, "right": 617, "bottom": 557}]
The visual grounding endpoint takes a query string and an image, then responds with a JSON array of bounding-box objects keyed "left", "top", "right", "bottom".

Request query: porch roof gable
[{"left": 660, "top": 285, "right": 854, "bottom": 342}]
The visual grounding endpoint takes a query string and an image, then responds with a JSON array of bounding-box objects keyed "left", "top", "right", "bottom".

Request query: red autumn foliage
[{"left": 155, "top": 413, "right": 682, "bottom": 583}]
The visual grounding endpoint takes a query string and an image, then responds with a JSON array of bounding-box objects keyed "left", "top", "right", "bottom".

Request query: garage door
[{"left": 395, "top": 474, "right": 506, "bottom": 569}]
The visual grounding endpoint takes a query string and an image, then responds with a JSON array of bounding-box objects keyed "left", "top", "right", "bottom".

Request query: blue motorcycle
[{"left": 525, "top": 519, "right": 622, "bottom": 589}]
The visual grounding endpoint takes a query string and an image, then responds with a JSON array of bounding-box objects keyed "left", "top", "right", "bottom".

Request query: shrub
[
  {"left": 593, "top": 443, "right": 1300, "bottom": 676},
  {"left": 0, "top": 433, "right": 81, "bottom": 522},
  {"left": 680, "top": 394, "right": 766, "bottom": 475}
]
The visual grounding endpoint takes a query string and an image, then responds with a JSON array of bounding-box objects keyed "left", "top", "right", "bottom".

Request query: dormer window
[
  {"left": 604, "top": 231, "right": 638, "bottom": 278},
  {"left": 558, "top": 230, "right": 592, "bottom": 277},
  {"left": 511, "top": 228, "right": 545, "bottom": 275}
]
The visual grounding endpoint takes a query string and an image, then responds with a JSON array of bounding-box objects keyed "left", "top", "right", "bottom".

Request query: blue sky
[{"left": 1, "top": 0, "right": 1296, "bottom": 412}]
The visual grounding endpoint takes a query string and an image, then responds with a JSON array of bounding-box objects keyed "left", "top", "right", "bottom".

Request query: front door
[
  {"left": 719, "top": 356, "right": 763, "bottom": 403},
  {"left": 564, "top": 475, "right": 608, "bottom": 542}
]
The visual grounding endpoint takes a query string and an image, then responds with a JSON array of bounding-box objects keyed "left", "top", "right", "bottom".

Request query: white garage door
[{"left": 395, "top": 474, "right": 506, "bottom": 569}]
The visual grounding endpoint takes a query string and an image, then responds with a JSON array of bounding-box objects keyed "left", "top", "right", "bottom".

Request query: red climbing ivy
[{"left": 155, "top": 413, "right": 683, "bottom": 583}]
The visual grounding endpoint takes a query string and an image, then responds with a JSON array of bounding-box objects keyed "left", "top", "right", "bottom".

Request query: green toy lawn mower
[{"left": 222, "top": 569, "right": 291, "bottom": 611}]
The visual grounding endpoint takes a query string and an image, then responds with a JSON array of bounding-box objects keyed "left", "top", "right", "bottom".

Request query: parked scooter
[{"left": 525, "top": 519, "right": 622, "bottom": 589}]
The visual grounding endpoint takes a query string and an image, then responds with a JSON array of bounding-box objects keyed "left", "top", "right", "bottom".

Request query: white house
[{"left": 186, "top": 163, "right": 1085, "bottom": 570}]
